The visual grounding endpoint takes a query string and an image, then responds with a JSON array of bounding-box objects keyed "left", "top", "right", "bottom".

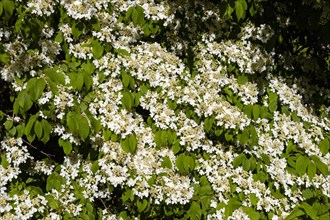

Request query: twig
[{"left": 22, "top": 139, "right": 55, "bottom": 158}]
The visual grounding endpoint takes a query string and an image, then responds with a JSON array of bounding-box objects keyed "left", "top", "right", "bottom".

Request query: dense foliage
[{"left": 0, "top": 0, "right": 329, "bottom": 219}]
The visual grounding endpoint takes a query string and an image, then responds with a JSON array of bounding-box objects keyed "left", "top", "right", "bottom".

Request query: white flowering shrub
[{"left": 0, "top": 0, "right": 329, "bottom": 219}]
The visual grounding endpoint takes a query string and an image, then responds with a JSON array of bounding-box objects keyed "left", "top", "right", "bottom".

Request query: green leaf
[
  {"left": 66, "top": 112, "right": 78, "bottom": 133},
  {"left": 27, "top": 78, "right": 46, "bottom": 101},
  {"left": 25, "top": 115, "right": 37, "bottom": 136},
  {"left": 121, "top": 70, "right": 130, "bottom": 88},
  {"left": 78, "top": 116, "right": 90, "bottom": 140},
  {"left": 92, "top": 39, "right": 104, "bottom": 59},
  {"left": 296, "top": 156, "right": 309, "bottom": 176},
  {"left": 249, "top": 193, "right": 259, "bottom": 206},
  {"left": 4, "top": 120, "right": 13, "bottom": 131},
  {"left": 269, "top": 101, "right": 277, "bottom": 113},
  {"left": 143, "top": 23, "right": 151, "bottom": 36},
  {"left": 81, "top": 61, "right": 95, "bottom": 74},
  {"left": 239, "top": 128, "right": 249, "bottom": 145},
  {"left": 252, "top": 105, "right": 260, "bottom": 120},
  {"left": 17, "top": 91, "right": 33, "bottom": 111},
  {"left": 46, "top": 195, "right": 59, "bottom": 210},
  {"left": 0, "top": 2, "right": 3, "bottom": 16},
  {"left": 285, "top": 208, "right": 305, "bottom": 220},
  {"left": 225, "top": 198, "right": 242, "bottom": 218},
  {"left": 172, "top": 142, "right": 181, "bottom": 154},
  {"left": 249, "top": 125, "right": 258, "bottom": 146},
  {"left": 131, "top": 6, "right": 145, "bottom": 26},
  {"left": 244, "top": 104, "right": 253, "bottom": 119},
  {"left": 129, "top": 134, "right": 137, "bottom": 152},
  {"left": 319, "top": 138, "right": 329, "bottom": 155},
  {"left": 59, "top": 139, "right": 72, "bottom": 155},
  {"left": 199, "top": 185, "right": 213, "bottom": 196},
  {"left": 161, "top": 156, "right": 172, "bottom": 169},
  {"left": 16, "top": 124, "right": 25, "bottom": 138},
  {"left": 41, "top": 119, "right": 51, "bottom": 143},
  {"left": 184, "top": 155, "right": 195, "bottom": 172},
  {"left": 237, "top": 75, "right": 248, "bottom": 85},
  {"left": 311, "top": 155, "right": 328, "bottom": 177},
  {"left": 75, "top": 73, "right": 85, "bottom": 90},
  {"left": 46, "top": 172, "right": 65, "bottom": 192},
  {"left": 307, "top": 162, "right": 316, "bottom": 180},
  {"left": 122, "top": 189, "right": 133, "bottom": 202},
  {"left": 2, "top": 0, "right": 15, "bottom": 22},
  {"left": 243, "top": 158, "right": 250, "bottom": 171},
  {"left": 34, "top": 121, "right": 43, "bottom": 139},
  {"left": 233, "top": 154, "right": 245, "bottom": 168},
  {"left": 188, "top": 202, "right": 201, "bottom": 220},
  {"left": 91, "top": 160, "right": 99, "bottom": 173},
  {"left": 300, "top": 202, "right": 318, "bottom": 220},
  {"left": 160, "top": 130, "right": 167, "bottom": 146},
  {"left": 137, "top": 199, "right": 148, "bottom": 212},
  {"left": 302, "top": 189, "right": 314, "bottom": 199},
  {"left": 1, "top": 155, "right": 10, "bottom": 168},
  {"left": 235, "top": 0, "right": 244, "bottom": 21},
  {"left": 120, "top": 134, "right": 137, "bottom": 154},
  {"left": 225, "top": 131, "right": 233, "bottom": 141},
  {"left": 204, "top": 116, "right": 215, "bottom": 132},
  {"left": 215, "top": 129, "right": 223, "bottom": 136},
  {"left": 121, "top": 92, "right": 133, "bottom": 110},
  {"left": 175, "top": 153, "right": 185, "bottom": 173}
]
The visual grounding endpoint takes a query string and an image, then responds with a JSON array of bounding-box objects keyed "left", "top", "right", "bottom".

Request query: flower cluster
[{"left": 0, "top": 0, "right": 329, "bottom": 219}]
